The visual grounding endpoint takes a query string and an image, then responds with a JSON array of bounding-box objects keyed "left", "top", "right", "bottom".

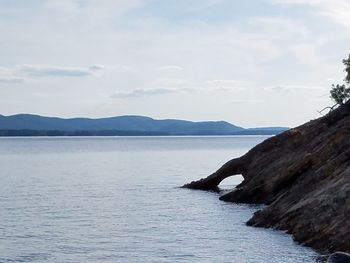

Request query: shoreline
[{"left": 184, "top": 101, "right": 350, "bottom": 256}]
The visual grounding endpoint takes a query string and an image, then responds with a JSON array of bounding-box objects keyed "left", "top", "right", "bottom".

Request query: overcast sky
[{"left": 1, "top": 0, "right": 350, "bottom": 127}]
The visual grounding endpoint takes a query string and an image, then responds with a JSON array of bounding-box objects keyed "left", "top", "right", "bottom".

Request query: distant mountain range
[{"left": 0, "top": 114, "right": 289, "bottom": 136}]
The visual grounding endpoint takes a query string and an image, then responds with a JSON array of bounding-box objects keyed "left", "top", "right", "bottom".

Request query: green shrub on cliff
[
  {"left": 330, "top": 84, "right": 350, "bottom": 105},
  {"left": 330, "top": 55, "right": 350, "bottom": 106},
  {"left": 343, "top": 54, "right": 350, "bottom": 85}
]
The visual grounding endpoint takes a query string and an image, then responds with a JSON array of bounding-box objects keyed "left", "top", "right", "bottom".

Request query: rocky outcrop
[{"left": 183, "top": 101, "right": 350, "bottom": 254}]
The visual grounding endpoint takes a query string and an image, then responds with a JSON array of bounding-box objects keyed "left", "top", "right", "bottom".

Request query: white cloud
[
  {"left": 89, "top": 64, "right": 105, "bottom": 71},
  {"left": 184, "top": 0, "right": 225, "bottom": 12},
  {"left": 271, "top": 0, "right": 350, "bottom": 29},
  {"left": 271, "top": 0, "right": 322, "bottom": 5},
  {"left": 156, "top": 65, "right": 184, "bottom": 72},
  {"left": 150, "top": 77, "right": 193, "bottom": 87},
  {"left": 228, "top": 99, "right": 263, "bottom": 104},
  {"left": 111, "top": 88, "right": 186, "bottom": 98},
  {"left": 205, "top": 79, "right": 250, "bottom": 89},
  {"left": 42, "top": 0, "right": 143, "bottom": 20},
  {"left": 0, "top": 77, "right": 24, "bottom": 84},
  {"left": 17, "top": 65, "right": 104, "bottom": 77},
  {"left": 265, "top": 84, "right": 327, "bottom": 92},
  {"left": 0, "top": 64, "right": 108, "bottom": 84}
]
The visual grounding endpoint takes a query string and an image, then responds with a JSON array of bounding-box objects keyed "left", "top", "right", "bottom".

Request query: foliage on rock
[
  {"left": 330, "top": 84, "right": 350, "bottom": 105},
  {"left": 330, "top": 55, "right": 350, "bottom": 106}
]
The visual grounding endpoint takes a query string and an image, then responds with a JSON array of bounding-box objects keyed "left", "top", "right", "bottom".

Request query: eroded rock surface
[{"left": 183, "top": 101, "right": 350, "bottom": 254}]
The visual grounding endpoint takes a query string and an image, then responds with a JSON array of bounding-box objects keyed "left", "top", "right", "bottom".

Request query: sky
[{"left": 1, "top": 0, "right": 350, "bottom": 127}]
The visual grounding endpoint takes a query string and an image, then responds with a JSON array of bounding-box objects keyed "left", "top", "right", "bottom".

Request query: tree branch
[{"left": 318, "top": 104, "right": 338, "bottom": 115}]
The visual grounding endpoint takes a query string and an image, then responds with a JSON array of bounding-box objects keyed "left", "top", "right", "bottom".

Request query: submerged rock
[
  {"left": 327, "top": 252, "right": 350, "bottom": 263},
  {"left": 183, "top": 101, "right": 350, "bottom": 254}
]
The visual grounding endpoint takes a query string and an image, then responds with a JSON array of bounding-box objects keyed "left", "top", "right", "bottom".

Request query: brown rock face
[{"left": 183, "top": 101, "right": 350, "bottom": 254}]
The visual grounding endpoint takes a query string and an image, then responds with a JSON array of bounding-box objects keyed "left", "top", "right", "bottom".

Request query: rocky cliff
[{"left": 183, "top": 101, "right": 350, "bottom": 254}]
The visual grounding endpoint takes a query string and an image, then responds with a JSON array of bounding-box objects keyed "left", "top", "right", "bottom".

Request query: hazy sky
[{"left": 1, "top": 0, "right": 350, "bottom": 127}]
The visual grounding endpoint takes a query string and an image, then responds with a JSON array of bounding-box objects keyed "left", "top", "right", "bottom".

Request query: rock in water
[
  {"left": 328, "top": 252, "right": 350, "bottom": 263},
  {"left": 183, "top": 100, "right": 350, "bottom": 253}
]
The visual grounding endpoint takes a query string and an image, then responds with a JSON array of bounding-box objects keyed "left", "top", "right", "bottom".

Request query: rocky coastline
[{"left": 183, "top": 101, "right": 350, "bottom": 256}]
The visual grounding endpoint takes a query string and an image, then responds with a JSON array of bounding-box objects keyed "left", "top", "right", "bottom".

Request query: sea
[{"left": 0, "top": 136, "right": 321, "bottom": 263}]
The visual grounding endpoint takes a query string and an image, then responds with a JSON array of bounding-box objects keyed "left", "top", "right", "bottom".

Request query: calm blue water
[{"left": 0, "top": 136, "right": 320, "bottom": 263}]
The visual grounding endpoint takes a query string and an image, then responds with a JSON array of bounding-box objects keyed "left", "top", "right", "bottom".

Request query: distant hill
[
  {"left": 0, "top": 114, "right": 288, "bottom": 136},
  {"left": 232, "top": 127, "right": 290, "bottom": 135}
]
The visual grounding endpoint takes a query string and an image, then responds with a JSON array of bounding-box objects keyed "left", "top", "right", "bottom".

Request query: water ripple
[{"left": 0, "top": 137, "right": 319, "bottom": 262}]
